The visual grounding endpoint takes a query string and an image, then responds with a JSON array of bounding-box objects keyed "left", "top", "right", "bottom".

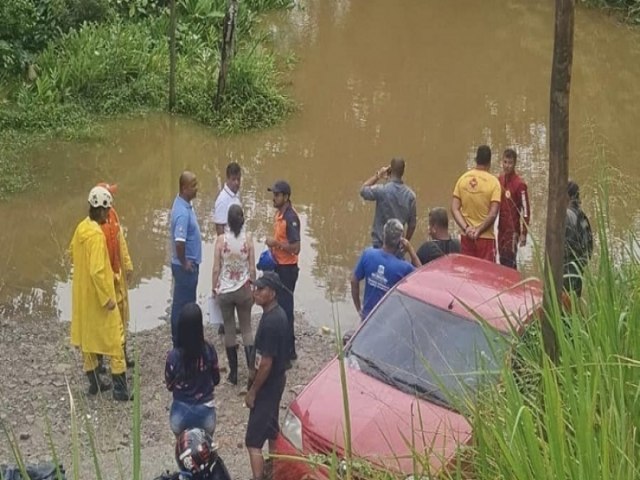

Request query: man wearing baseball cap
[
  {"left": 265, "top": 180, "right": 301, "bottom": 361},
  {"left": 245, "top": 271, "right": 290, "bottom": 480}
]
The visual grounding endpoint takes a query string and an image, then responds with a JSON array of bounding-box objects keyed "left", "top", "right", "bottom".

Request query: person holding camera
[
  {"left": 360, "top": 157, "right": 417, "bottom": 249},
  {"left": 350, "top": 219, "right": 420, "bottom": 321}
]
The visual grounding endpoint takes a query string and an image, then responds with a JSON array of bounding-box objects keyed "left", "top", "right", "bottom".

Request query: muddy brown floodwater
[
  {"left": 0, "top": 0, "right": 640, "bottom": 474},
  {"left": 2, "top": 0, "right": 640, "bottom": 330}
]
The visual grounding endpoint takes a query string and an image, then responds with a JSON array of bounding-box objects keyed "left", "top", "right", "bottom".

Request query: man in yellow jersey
[{"left": 451, "top": 145, "right": 501, "bottom": 262}]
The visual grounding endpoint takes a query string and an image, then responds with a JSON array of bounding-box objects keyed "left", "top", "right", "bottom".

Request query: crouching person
[
  {"left": 166, "top": 303, "right": 221, "bottom": 437},
  {"left": 70, "top": 186, "right": 132, "bottom": 401}
]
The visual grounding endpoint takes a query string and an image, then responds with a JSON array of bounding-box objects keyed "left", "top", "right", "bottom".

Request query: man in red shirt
[{"left": 497, "top": 149, "right": 530, "bottom": 269}]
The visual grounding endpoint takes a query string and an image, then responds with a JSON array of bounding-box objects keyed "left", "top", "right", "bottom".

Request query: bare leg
[{"left": 248, "top": 447, "right": 264, "bottom": 480}]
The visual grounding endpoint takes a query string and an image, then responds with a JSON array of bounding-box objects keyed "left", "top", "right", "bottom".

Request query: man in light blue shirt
[
  {"left": 170, "top": 171, "right": 202, "bottom": 346},
  {"left": 351, "top": 219, "right": 421, "bottom": 320}
]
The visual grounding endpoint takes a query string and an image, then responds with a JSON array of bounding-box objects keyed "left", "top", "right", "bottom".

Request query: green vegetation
[
  {"left": 0, "top": 0, "right": 294, "bottom": 199},
  {"left": 581, "top": 0, "right": 640, "bottom": 23},
  {"left": 462, "top": 219, "right": 638, "bottom": 479}
]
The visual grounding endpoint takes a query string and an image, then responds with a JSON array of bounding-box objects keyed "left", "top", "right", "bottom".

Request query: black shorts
[{"left": 245, "top": 374, "right": 286, "bottom": 449}]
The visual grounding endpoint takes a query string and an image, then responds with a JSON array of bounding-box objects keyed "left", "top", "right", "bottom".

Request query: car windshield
[{"left": 347, "top": 291, "right": 510, "bottom": 411}]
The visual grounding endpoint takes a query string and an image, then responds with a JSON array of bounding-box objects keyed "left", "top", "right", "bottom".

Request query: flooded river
[{"left": 1, "top": 0, "right": 640, "bottom": 330}]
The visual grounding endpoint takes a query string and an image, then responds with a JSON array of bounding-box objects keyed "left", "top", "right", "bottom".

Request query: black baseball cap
[
  {"left": 254, "top": 271, "right": 284, "bottom": 291},
  {"left": 267, "top": 180, "right": 291, "bottom": 195}
]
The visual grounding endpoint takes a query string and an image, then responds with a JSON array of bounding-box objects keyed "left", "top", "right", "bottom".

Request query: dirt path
[{"left": 0, "top": 314, "right": 336, "bottom": 479}]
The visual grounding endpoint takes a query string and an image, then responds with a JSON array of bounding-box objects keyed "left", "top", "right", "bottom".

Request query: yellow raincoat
[{"left": 70, "top": 217, "right": 124, "bottom": 358}]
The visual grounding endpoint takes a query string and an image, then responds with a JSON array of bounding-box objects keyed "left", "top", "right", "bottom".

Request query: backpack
[{"left": 565, "top": 205, "right": 593, "bottom": 265}]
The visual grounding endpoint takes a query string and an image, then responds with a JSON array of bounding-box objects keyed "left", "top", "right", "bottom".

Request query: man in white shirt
[{"left": 213, "top": 162, "right": 242, "bottom": 235}]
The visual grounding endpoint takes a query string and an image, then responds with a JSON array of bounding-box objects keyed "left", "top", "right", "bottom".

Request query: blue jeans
[
  {"left": 170, "top": 399, "right": 216, "bottom": 436},
  {"left": 171, "top": 263, "right": 199, "bottom": 347}
]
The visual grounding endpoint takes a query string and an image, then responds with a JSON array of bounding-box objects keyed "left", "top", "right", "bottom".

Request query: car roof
[{"left": 396, "top": 254, "right": 543, "bottom": 333}]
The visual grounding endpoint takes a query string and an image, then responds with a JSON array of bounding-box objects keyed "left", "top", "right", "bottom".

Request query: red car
[{"left": 272, "top": 254, "right": 543, "bottom": 479}]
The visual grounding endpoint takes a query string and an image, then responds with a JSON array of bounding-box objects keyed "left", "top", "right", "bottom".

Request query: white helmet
[{"left": 88, "top": 186, "right": 113, "bottom": 208}]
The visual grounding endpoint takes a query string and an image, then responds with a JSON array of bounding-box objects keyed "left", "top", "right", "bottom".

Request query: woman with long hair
[
  {"left": 211, "top": 204, "right": 256, "bottom": 385},
  {"left": 165, "top": 303, "right": 220, "bottom": 436}
]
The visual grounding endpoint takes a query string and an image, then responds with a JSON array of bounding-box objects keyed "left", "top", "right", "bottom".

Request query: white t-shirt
[{"left": 213, "top": 184, "right": 241, "bottom": 226}]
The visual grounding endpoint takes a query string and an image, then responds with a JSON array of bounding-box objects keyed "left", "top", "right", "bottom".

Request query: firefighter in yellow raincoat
[
  {"left": 96, "top": 182, "right": 134, "bottom": 368},
  {"left": 70, "top": 186, "right": 133, "bottom": 401}
]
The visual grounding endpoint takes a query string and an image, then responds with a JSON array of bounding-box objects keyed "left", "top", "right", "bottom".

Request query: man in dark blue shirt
[
  {"left": 266, "top": 180, "right": 301, "bottom": 360},
  {"left": 351, "top": 219, "right": 420, "bottom": 320},
  {"left": 169, "top": 171, "right": 202, "bottom": 346},
  {"left": 244, "top": 272, "right": 289, "bottom": 480}
]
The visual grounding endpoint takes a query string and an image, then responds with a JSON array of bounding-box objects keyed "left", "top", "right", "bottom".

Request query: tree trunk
[
  {"left": 542, "top": 0, "right": 575, "bottom": 362},
  {"left": 213, "top": 0, "right": 238, "bottom": 110},
  {"left": 168, "top": 0, "right": 177, "bottom": 112}
]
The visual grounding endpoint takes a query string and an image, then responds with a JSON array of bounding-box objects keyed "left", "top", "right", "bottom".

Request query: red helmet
[{"left": 175, "top": 429, "right": 214, "bottom": 477}]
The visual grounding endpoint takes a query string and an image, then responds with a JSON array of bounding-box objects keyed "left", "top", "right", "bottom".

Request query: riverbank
[
  {"left": 0, "top": 0, "right": 295, "bottom": 200},
  {"left": 0, "top": 313, "right": 335, "bottom": 479}
]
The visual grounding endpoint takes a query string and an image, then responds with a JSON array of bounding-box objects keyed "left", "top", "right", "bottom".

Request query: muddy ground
[{"left": 0, "top": 314, "right": 336, "bottom": 479}]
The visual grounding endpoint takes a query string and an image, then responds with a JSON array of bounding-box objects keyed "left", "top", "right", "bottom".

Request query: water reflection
[{"left": 1, "top": 0, "right": 640, "bottom": 329}]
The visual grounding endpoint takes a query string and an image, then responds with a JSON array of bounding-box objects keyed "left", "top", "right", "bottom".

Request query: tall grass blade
[
  {"left": 43, "top": 412, "right": 66, "bottom": 480},
  {"left": 66, "top": 378, "right": 80, "bottom": 480},
  {"left": 132, "top": 345, "right": 142, "bottom": 480}
]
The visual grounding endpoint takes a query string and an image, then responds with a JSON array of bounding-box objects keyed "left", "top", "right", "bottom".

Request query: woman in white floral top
[{"left": 212, "top": 204, "right": 256, "bottom": 385}]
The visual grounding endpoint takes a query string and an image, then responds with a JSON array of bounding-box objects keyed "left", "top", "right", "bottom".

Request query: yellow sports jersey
[{"left": 453, "top": 169, "right": 502, "bottom": 239}]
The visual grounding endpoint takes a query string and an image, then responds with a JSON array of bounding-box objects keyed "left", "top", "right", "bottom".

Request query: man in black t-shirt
[
  {"left": 245, "top": 271, "right": 289, "bottom": 480},
  {"left": 416, "top": 207, "right": 461, "bottom": 265}
]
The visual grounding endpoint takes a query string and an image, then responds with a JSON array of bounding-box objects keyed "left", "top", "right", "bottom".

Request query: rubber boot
[
  {"left": 124, "top": 342, "right": 135, "bottom": 369},
  {"left": 244, "top": 345, "right": 255, "bottom": 390},
  {"left": 225, "top": 346, "right": 238, "bottom": 385},
  {"left": 112, "top": 373, "right": 134, "bottom": 401},
  {"left": 86, "top": 369, "right": 111, "bottom": 395},
  {"left": 244, "top": 345, "right": 255, "bottom": 371},
  {"left": 96, "top": 354, "right": 108, "bottom": 374}
]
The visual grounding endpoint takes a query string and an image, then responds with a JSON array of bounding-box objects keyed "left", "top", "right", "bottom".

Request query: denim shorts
[{"left": 169, "top": 399, "right": 216, "bottom": 436}]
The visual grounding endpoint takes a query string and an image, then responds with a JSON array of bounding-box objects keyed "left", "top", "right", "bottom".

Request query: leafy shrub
[
  {"left": 112, "top": 0, "right": 170, "bottom": 19},
  {"left": 244, "top": 0, "right": 294, "bottom": 11},
  {"left": 176, "top": 47, "right": 293, "bottom": 132},
  {"left": 34, "top": 19, "right": 168, "bottom": 113},
  {"left": 0, "top": 0, "right": 38, "bottom": 72},
  {"left": 0, "top": 0, "right": 114, "bottom": 74}
]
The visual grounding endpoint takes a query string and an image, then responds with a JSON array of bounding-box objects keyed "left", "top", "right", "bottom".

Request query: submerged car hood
[{"left": 293, "top": 358, "right": 472, "bottom": 475}]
